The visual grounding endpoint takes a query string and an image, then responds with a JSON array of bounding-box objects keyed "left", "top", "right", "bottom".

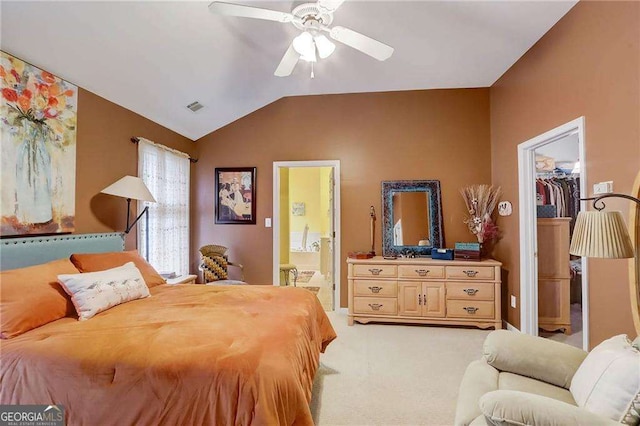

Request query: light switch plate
[
  {"left": 593, "top": 181, "right": 613, "bottom": 195},
  {"left": 265, "top": 218, "right": 272, "bottom": 228},
  {"left": 510, "top": 295, "right": 517, "bottom": 308}
]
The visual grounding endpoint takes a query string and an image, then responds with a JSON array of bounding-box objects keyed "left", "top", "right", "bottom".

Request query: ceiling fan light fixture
[
  {"left": 314, "top": 34, "right": 335, "bottom": 59},
  {"left": 293, "top": 32, "right": 316, "bottom": 60}
]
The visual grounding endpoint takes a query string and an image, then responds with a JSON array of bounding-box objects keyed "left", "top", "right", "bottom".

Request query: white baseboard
[{"left": 504, "top": 321, "right": 520, "bottom": 332}]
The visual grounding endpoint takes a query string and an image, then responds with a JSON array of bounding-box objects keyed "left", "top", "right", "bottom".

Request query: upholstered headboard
[{"left": 0, "top": 233, "right": 125, "bottom": 270}]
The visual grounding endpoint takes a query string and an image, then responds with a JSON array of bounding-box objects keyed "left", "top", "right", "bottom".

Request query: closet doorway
[
  {"left": 272, "top": 161, "right": 341, "bottom": 311},
  {"left": 517, "top": 117, "right": 589, "bottom": 350}
]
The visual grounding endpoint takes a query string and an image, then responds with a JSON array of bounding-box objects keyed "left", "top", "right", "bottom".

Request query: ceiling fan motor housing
[{"left": 292, "top": 3, "right": 333, "bottom": 30}]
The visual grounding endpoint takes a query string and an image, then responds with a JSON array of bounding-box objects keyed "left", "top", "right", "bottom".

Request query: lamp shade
[
  {"left": 100, "top": 176, "right": 156, "bottom": 203},
  {"left": 569, "top": 210, "right": 634, "bottom": 258},
  {"left": 314, "top": 34, "right": 336, "bottom": 59},
  {"left": 293, "top": 32, "right": 317, "bottom": 62}
]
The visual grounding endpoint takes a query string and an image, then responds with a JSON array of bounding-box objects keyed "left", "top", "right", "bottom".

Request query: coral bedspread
[{"left": 0, "top": 285, "right": 336, "bottom": 425}]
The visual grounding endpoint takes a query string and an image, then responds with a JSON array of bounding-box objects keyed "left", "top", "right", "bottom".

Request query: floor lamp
[
  {"left": 570, "top": 192, "right": 640, "bottom": 334},
  {"left": 100, "top": 175, "right": 156, "bottom": 260}
]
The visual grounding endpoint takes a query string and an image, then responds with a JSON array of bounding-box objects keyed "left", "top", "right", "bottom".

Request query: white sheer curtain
[{"left": 137, "top": 138, "right": 190, "bottom": 275}]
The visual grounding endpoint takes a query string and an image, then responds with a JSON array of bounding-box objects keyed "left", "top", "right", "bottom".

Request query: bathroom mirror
[{"left": 382, "top": 180, "right": 444, "bottom": 257}]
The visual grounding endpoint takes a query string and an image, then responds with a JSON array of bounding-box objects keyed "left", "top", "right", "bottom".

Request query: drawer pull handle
[
  {"left": 418, "top": 294, "right": 422, "bottom": 305},
  {"left": 463, "top": 306, "right": 479, "bottom": 314},
  {"left": 463, "top": 270, "right": 479, "bottom": 277},
  {"left": 415, "top": 269, "right": 430, "bottom": 277},
  {"left": 463, "top": 288, "right": 479, "bottom": 296},
  {"left": 368, "top": 303, "right": 383, "bottom": 311},
  {"left": 368, "top": 268, "right": 383, "bottom": 276},
  {"left": 368, "top": 286, "right": 383, "bottom": 294}
]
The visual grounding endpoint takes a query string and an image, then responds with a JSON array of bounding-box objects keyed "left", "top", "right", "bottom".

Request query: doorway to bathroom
[{"left": 272, "top": 161, "right": 341, "bottom": 311}]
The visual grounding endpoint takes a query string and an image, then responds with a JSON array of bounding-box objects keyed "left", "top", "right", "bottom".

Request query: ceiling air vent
[{"left": 186, "top": 101, "right": 204, "bottom": 112}]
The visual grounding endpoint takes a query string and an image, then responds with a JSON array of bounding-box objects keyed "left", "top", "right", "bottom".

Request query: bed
[{"left": 0, "top": 233, "right": 336, "bottom": 425}]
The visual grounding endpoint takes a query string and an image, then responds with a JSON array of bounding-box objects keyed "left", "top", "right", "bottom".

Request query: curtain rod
[{"left": 131, "top": 137, "right": 198, "bottom": 163}]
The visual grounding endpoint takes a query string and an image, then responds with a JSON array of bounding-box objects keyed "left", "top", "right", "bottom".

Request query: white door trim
[
  {"left": 272, "top": 160, "right": 341, "bottom": 311},
  {"left": 517, "top": 116, "right": 589, "bottom": 350}
]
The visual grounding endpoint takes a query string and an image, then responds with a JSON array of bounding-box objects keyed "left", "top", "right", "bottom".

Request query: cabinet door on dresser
[
  {"left": 398, "top": 282, "right": 445, "bottom": 317},
  {"left": 423, "top": 283, "right": 446, "bottom": 317},
  {"left": 398, "top": 282, "right": 422, "bottom": 316}
]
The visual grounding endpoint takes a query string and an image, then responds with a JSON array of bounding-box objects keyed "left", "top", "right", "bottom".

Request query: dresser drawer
[
  {"left": 446, "top": 282, "right": 495, "bottom": 301},
  {"left": 354, "top": 280, "right": 397, "bottom": 297},
  {"left": 352, "top": 264, "right": 397, "bottom": 278},
  {"left": 446, "top": 300, "right": 495, "bottom": 319},
  {"left": 398, "top": 265, "right": 445, "bottom": 279},
  {"left": 353, "top": 297, "right": 398, "bottom": 315},
  {"left": 446, "top": 266, "right": 494, "bottom": 280}
]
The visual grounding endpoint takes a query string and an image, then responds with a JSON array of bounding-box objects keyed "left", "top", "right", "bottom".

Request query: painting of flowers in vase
[{"left": 1, "top": 51, "right": 77, "bottom": 236}]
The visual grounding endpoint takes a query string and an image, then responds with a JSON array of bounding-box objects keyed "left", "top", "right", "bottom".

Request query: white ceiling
[{"left": 1, "top": 1, "right": 577, "bottom": 140}]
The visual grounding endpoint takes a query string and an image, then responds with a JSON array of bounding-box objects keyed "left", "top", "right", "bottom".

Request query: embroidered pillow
[
  {"left": 58, "top": 262, "right": 150, "bottom": 320},
  {"left": 70, "top": 250, "right": 166, "bottom": 288},
  {"left": 570, "top": 334, "right": 640, "bottom": 425},
  {"left": 1, "top": 259, "right": 79, "bottom": 339}
]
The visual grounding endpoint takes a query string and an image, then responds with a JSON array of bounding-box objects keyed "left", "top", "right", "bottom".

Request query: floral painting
[{"left": 0, "top": 51, "right": 77, "bottom": 236}]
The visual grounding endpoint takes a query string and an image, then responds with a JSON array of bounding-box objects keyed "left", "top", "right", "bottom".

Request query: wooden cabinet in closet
[{"left": 537, "top": 218, "right": 572, "bottom": 334}]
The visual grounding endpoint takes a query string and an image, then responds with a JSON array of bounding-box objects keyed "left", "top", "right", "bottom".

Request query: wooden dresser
[
  {"left": 537, "top": 218, "right": 571, "bottom": 334},
  {"left": 347, "top": 257, "right": 502, "bottom": 329}
]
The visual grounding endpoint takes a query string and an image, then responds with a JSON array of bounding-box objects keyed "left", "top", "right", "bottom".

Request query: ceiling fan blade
[
  {"left": 328, "top": 26, "right": 394, "bottom": 61},
  {"left": 318, "top": 0, "right": 346, "bottom": 12},
  {"left": 274, "top": 43, "right": 299, "bottom": 77},
  {"left": 208, "top": 1, "right": 294, "bottom": 23}
]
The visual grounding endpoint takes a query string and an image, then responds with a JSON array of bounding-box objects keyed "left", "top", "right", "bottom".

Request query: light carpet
[{"left": 310, "top": 311, "right": 491, "bottom": 425}]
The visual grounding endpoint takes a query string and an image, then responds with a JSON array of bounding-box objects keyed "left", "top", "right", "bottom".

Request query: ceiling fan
[{"left": 208, "top": 0, "right": 394, "bottom": 77}]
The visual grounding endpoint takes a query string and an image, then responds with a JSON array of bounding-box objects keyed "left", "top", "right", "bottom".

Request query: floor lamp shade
[
  {"left": 100, "top": 176, "right": 156, "bottom": 202},
  {"left": 570, "top": 211, "right": 634, "bottom": 258}
]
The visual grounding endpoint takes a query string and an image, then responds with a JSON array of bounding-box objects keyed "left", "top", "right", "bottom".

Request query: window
[{"left": 137, "top": 138, "right": 190, "bottom": 275}]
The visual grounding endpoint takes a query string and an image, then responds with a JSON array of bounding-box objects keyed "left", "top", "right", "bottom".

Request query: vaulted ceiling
[{"left": 1, "top": 1, "right": 577, "bottom": 140}]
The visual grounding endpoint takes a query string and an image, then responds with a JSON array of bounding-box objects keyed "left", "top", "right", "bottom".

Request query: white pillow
[
  {"left": 570, "top": 334, "right": 640, "bottom": 425},
  {"left": 58, "top": 262, "right": 150, "bottom": 321}
]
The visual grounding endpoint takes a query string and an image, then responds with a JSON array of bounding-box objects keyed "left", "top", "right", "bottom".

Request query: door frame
[
  {"left": 272, "top": 160, "right": 341, "bottom": 311},
  {"left": 517, "top": 116, "right": 589, "bottom": 350}
]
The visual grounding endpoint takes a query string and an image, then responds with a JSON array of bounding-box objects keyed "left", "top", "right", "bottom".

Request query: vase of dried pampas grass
[{"left": 460, "top": 184, "right": 502, "bottom": 258}]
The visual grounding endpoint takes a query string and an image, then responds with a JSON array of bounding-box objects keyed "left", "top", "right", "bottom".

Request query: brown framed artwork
[{"left": 215, "top": 167, "right": 256, "bottom": 224}]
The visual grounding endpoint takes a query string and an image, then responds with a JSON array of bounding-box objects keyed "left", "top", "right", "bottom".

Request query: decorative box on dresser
[
  {"left": 347, "top": 257, "right": 502, "bottom": 329},
  {"left": 537, "top": 218, "right": 572, "bottom": 334}
]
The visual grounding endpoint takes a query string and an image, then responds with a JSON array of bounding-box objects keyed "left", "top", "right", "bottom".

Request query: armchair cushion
[
  {"left": 480, "top": 390, "right": 620, "bottom": 426},
  {"left": 570, "top": 334, "right": 640, "bottom": 425},
  {"left": 483, "top": 330, "right": 587, "bottom": 389},
  {"left": 498, "top": 372, "right": 575, "bottom": 405}
]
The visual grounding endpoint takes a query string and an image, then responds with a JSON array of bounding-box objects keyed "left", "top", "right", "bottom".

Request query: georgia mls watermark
[{"left": 0, "top": 405, "right": 64, "bottom": 426}]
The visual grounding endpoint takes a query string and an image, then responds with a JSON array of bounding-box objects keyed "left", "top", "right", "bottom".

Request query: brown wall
[
  {"left": 490, "top": 1, "right": 640, "bottom": 346},
  {"left": 193, "top": 89, "right": 491, "bottom": 306},
  {"left": 75, "top": 89, "right": 195, "bottom": 249}
]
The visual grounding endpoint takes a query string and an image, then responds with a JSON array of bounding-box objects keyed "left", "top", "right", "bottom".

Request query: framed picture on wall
[
  {"left": 0, "top": 51, "right": 78, "bottom": 237},
  {"left": 215, "top": 167, "right": 256, "bottom": 224}
]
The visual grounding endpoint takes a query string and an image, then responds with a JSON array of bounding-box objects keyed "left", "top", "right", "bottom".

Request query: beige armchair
[{"left": 455, "top": 331, "right": 622, "bottom": 426}]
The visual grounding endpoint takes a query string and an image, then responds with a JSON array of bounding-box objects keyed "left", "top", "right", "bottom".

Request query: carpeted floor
[{"left": 310, "top": 311, "right": 491, "bottom": 425}]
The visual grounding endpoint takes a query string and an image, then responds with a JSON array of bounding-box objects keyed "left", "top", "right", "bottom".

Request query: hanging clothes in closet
[{"left": 536, "top": 171, "right": 581, "bottom": 235}]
